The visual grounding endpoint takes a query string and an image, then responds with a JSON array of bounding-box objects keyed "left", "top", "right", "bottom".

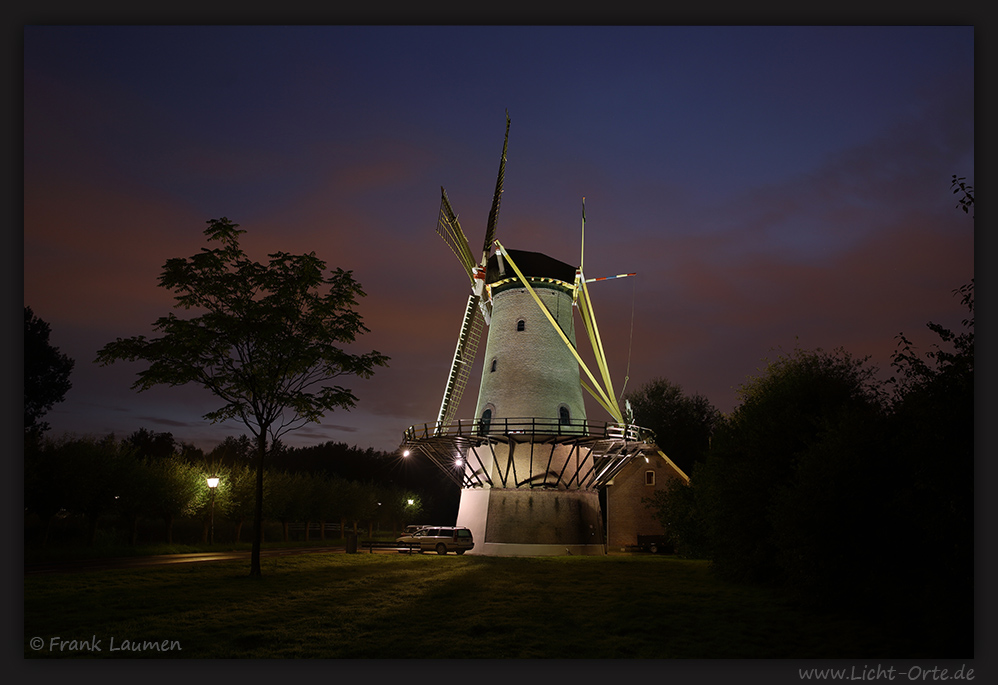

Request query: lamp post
[{"left": 206, "top": 475, "right": 219, "bottom": 545}]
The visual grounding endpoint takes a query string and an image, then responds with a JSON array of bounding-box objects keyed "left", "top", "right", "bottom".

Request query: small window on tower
[
  {"left": 516, "top": 319, "right": 525, "bottom": 331},
  {"left": 490, "top": 358, "right": 497, "bottom": 373},
  {"left": 559, "top": 406, "right": 570, "bottom": 425},
  {"left": 645, "top": 470, "right": 656, "bottom": 486}
]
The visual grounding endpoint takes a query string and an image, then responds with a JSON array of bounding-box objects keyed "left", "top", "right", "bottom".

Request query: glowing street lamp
[{"left": 206, "top": 475, "right": 219, "bottom": 545}]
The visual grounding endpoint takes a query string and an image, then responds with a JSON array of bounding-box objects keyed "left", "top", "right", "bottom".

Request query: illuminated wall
[
  {"left": 474, "top": 283, "right": 586, "bottom": 426},
  {"left": 605, "top": 453, "right": 686, "bottom": 550}
]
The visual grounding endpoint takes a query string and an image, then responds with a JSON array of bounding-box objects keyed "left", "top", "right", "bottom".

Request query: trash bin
[{"left": 345, "top": 531, "right": 358, "bottom": 554}]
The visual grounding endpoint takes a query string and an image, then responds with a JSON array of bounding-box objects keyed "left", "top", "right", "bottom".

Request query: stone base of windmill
[{"left": 456, "top": 488, "right": 606, "bottom": 556}]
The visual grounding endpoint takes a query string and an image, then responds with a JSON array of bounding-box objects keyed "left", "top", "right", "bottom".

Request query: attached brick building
[{"left": 605, "top": 450, "right": 689, "bottom": 551}]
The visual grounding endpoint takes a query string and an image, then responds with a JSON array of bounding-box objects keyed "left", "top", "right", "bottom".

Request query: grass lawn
[{"left": 24, "top": 552, "right": 921, "bottom": 659}]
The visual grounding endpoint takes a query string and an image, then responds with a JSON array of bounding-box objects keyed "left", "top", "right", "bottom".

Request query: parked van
[{"left": 396, "top": 526, "right": 474, "bottom": 555}]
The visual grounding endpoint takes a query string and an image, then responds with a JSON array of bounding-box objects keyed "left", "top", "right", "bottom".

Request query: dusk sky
[{"left": 23, "top": 25, "right": 975, "bottom": 454}]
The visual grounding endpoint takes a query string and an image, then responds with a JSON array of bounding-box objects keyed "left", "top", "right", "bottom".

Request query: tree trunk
[
  {"left": 130, "top": 515, "right": 139, "bottom": 546},
  {"left": 304, "top": 521, "right": 311, "bottom": 542},
  {"left": 165, "top": 514, "right": 174, "bottom": 544},
  {"left": 250, "top": 431, "right": 267, "bottom": 577},
  {"left": 234, "top": 520, "right": 243, "bottom": 543},
  {"left": 282, "top": 520, "right": 290, "bottom": 542}
]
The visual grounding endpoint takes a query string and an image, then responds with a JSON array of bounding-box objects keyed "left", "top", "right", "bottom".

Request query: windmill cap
[{"left": 487, "top": 249, "right": 576, "bottom": 286}]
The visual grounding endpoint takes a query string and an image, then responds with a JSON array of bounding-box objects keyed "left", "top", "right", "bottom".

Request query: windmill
[
  {"left": 403, "top": 114, "right": 674, "bottom": 556},
  {"left": 432, "top": 111, "right": 509, "bottom": 429}
]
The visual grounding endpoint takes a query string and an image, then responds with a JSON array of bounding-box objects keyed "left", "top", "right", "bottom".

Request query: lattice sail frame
[{"left": 435, "top": 294, "right": 484, "bottom": 426}]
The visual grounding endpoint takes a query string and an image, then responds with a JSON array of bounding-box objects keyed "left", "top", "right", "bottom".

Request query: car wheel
[
  {"left": 648, "top": 544, "right": 659, "bottom": 554},
  {"left": 436, "top": 543, "right": 447, "bottom": 555}
]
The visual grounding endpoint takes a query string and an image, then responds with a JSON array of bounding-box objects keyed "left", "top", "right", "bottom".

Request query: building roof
[{"left": 486, "top": 249, "right": 577, "bottom": 285}]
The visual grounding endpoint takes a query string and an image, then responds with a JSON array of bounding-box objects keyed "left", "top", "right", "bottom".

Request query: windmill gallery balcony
[
  {"left": 401, "top": 417, "right": 655, "bottom": 491},
  {"left": 403, "top": 416, "right": 645, "bottom": 442}
]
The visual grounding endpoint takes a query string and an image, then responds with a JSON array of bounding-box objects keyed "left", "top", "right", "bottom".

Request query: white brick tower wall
[
  {"left": 454, "top": 250, "right": 607, "bottom": 555},
  {"left": 474, "top": 284, "right": 586, "bottom": 426}
]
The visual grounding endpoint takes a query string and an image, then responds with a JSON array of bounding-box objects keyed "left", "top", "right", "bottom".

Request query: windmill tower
[{"left": 403, "top": 113, "right": 661, "bottom": 555}]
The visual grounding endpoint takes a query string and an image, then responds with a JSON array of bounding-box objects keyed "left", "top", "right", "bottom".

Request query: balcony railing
[{"left": 403, "top": 417, "right": 644, "bottom": 444}]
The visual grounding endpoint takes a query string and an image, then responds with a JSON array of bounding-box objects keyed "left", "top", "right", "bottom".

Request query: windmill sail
[
  {"left": 435, "top": 294, "right": 485, "bottom": 428},
  {"left": 436, "top": 188, "right": 476, "bottom": 283},
  {"left": 481, "top": 110, "right": 510, "bottom": 259},
  {"left": 433, "top": 111, "right": 511, "bottom": 430}
]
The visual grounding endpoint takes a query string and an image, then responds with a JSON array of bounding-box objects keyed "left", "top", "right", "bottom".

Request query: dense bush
[
  {"left": 649, "top": 287, "right": 973, "bottom": 654},
  {"left": 701, "top": 346, "right": 886, "bottom": 585},
  {"left": 645, "top": 463, "right": 710, "bottom": 559}
]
